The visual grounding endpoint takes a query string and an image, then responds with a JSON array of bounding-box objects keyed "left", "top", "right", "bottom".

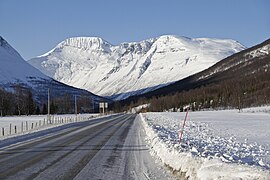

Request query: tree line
[
  {"left": 0, "top": 86, "right": 94, "bottom": 116},
  {"left": 114, "top": 67, "right": 270, "bottom": 112}
]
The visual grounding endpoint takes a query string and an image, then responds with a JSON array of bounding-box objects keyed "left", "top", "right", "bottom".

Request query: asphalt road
[{"left": 0, "top": 114, "right": 173, "bottom": 180}]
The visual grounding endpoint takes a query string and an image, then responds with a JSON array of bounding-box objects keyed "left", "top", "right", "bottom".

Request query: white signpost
[{"left": 99, "top": 102, "right": 108, "bottom": 115}]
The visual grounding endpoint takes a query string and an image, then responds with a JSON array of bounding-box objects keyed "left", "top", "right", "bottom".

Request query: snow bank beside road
[{"left": 140, "top": 112, "right": 270, "bottom": 179}]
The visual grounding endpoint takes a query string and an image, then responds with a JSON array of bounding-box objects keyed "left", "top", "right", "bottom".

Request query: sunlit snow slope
[
  {"left": 0, "top": 36, "right": 108, "bottom": 103},
  {"left": 28, "top": 35, "right": 245, "bottom": 100},
  {"left": 0, "top": 36, "right": 49, "bottom": 84}
]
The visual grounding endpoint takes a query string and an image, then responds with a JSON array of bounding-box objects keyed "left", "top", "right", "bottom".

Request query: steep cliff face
[{"left": 28, "top": 35, "right": 245, "bottom": 100}]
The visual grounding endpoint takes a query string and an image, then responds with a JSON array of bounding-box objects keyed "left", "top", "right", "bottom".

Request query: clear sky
[{"left": 1, "top": 0, "right": 269, "bottom": 60}]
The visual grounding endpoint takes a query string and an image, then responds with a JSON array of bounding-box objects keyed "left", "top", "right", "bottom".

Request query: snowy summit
[
  {"left": 28, "top": 35, "right": 245, "bottom": 100},
  {"left": 0, "top": 36, "right": 49, "bottom": 85}
]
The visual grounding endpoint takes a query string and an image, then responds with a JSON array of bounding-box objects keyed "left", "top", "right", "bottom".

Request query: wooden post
[
  {"left": 26, "top": 121, "right": 28, "bottom": 131},
  {"left": 2, "top": 128, "right": 4, "bottom": 136},
  {"left": 21, "top": 121, "right": 23, "bottom": 133},
  {"left": 48, "top": 88, "right": 50, "bottom": 124},
  {"left": 9, "top": 123, "right": 12, "bottom": 135},
  {"left": 75, "top": 95, "right": 77, "bottom": 122},
  {"left": 31, "top": 123, "right": 34, "bottom": 129},
  {"left": 14, "top": 126, "right": 17, "bottom": 134}
]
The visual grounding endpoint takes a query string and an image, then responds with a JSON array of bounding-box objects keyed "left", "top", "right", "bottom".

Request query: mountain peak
[
  {"left": 0, "top": 36, "right": 23, "bottom": 61},
  {"left": 0, "top": 36, "right": 5, "bottom": 46},
  {"left": 0, "top": 37, "right": 108, "bottom": 104},
  {"left": 158, "top": 35, "right": 191, "bottom": 40},
  {"left": 29, "top": 35, "right": 245, "bottom": 100},
  {"left": 0, "top": 36, "right": 49, "bottom": 84},
  {"left": 37, "top": 36, "right": 112, "bottom": 58},
  {"left": 57, "top": 36, "right": 112, "bottom": 51}
]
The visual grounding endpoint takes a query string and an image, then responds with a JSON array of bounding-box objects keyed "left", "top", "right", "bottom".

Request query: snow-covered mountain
[
  {"left": 0, "top": 36, "right": 49, "bottom": 84},
  {"left": 0, "top": 36, "right": 108, "bottom": 103},
  {"left": 132, "top": 38, "right": 270, "bottom": 102},
  {"left": 28, "top": 35, "right": 245, "bottom": 100}
]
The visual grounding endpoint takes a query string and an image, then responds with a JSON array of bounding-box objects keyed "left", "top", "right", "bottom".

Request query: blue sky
[{"left": 1, "top": 0, "right": 269, "bottom": 59}]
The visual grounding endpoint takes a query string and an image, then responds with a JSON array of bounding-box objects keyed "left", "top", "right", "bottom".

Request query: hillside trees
[
  {"left": 0, "top": 86, "right": 36, "bottom": 116},
  {"left": 0, "top": 86, "right": 95, "bottom": 116},
  {"left": 0, "top": 88, "right": 13, "bottom": 116},
  {"left": 26, "top": 90, "right": 36, "bottom": 115},
  {"left": 118, "top": 68, "right": 270, "bottom": 112}
]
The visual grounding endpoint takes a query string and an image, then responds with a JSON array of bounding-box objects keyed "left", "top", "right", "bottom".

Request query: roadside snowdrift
[{"left": 139, "top": 112, "right": 270, "bottom": 179}]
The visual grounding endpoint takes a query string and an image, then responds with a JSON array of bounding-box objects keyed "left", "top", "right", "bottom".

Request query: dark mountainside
[{"left": 119, "top": 38, "right": 270, "bottom": 111}]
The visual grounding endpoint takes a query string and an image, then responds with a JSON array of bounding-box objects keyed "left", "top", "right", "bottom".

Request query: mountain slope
[
  {"left": 28, "top": 35, "right": 245, "bottom": 100},
  {"left": 0, "top": 36, "right": 108, "bottom": 104},
  {"left": 0, "top": 36, "right": 48, "bottom": 84},
  {"left": 124, "top": 38, "right": 270, "bottom": 104}
]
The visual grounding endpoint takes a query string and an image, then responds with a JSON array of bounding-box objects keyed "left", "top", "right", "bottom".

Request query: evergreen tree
[
  {"left": 50, "top": 101, "right": 58, "bottom": 114},
  {"left": 26, "top": 90, "right": 36, "bottom": 115},
  {"left": 35, "top": 106, "right": 41, "bottom": 115},
  {"left": 42, "top": 104, "right": 47, "bottom": 115}
]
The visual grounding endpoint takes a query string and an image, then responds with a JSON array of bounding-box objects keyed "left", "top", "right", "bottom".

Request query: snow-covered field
[
  {"left": 0, "top": 114, "right": 98, "bottom": 139},
  {"left": 140, "top": 107, "right": 270, "bottom": 179}
]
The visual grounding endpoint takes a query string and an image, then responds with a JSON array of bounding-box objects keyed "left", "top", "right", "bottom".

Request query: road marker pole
[
  {"left": 21, "top": 121, "right": 23, "bottom": 133},
  {"left": 179, "top": 109, "right": 189, "bottom": 144},
  {"left": 48, "top": 88, "right": 51, "bottom": 124},
  {"left": 9, "top": 123, "right": 12, "bottom": 135}
]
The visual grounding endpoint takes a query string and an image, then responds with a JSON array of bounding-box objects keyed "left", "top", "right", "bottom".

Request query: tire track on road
[{"left": 0, "top": 114, "right": 127, "bottom": 179}]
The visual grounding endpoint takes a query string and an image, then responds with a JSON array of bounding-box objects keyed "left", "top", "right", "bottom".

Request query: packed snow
[
  {"left": 130, "top": 104, "right": 150, "bottom": 113},
  {"left": 28, "top": 35, "right": 245, "bottom": 100},
  {"left": 140, "top": 107, "right": 270, "bottom": 179}
]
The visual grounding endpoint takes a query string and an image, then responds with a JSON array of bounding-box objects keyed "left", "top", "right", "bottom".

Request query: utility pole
[
  {"left": 92, "top": 99, "right": 95, "bottom": 113},
  {"left": 1, "top": 98, "right": 3, "bottom": 117},
  {"left": 105, "top": 102, "right": 108, "bottom": 114},
  {"left": 75, "top": 95, "right": 77, "bottom": 121},
  {"left": 47, "top": 88, "right": 50, "bottom": 123},
  {"left": 238, "top": 96, "right": 241, "bottom": 113}
]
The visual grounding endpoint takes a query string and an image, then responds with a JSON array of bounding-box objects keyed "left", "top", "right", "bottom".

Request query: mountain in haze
[
  {"left": 0, "top": 36, "right": 108, "bottom": 104},
  {"left": 28, "top": 35, "right": 245, "bottom": 100},
  {"left": 124, "top": 38, "right": 270, "bottom": 106}
]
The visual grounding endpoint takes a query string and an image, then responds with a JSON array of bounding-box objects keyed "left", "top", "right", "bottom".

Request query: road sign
[{"left": 99, "top": 102, "right": 104, "bottom": 108}]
